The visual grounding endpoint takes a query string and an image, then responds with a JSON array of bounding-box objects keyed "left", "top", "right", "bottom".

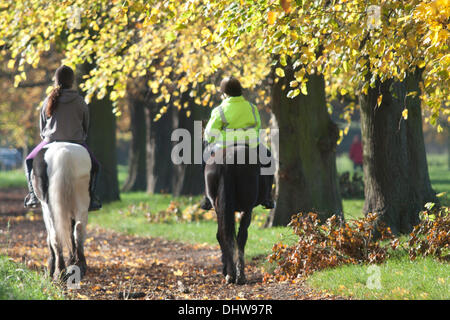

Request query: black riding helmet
[{"left": 219, "top": 77, "right": 242, "bottom": 97}]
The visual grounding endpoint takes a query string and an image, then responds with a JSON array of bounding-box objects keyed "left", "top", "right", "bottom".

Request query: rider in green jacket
[{"left": 200, "top": 77, "right": 275, "bottom": 210}]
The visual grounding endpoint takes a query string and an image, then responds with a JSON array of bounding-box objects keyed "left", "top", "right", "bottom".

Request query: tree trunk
[
  {"left": 359, "top": 70, "right": 437, "bottom": 234},
  {"left": 447, "top": 123, "right": 450, "bottom": 170},
  {"left": 86, "top": 95, "right": 120, "bottom": 202},
  {"left": 122, "top": 91, "right": 147, "bottom": 192},
  {"left": 268, "top": 65, "right": 342, "bottom": 226},
  {"left": 171, "top": 90, "right": 212, "bottom": 196},
  {"left": 171, "top": 108, "right": 203, "bottom": 196},
  {"left": 145, "top": 100, "right": 174, "bottom": 194},
  {"left": 76, "top": 63, "right": 119, "bottom": 203}
]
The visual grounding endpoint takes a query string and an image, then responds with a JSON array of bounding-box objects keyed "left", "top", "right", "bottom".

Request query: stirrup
[
  {"left": 88, "top": 196, "right": 102, "bottom": 211},
  {"left": 88, "top": 202, "right": 102, "bottom": 211}
]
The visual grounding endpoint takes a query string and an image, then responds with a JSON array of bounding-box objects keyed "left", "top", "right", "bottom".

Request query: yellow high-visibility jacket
[{"left": 204, "top": 96, "right": 261, "bottom": 148}]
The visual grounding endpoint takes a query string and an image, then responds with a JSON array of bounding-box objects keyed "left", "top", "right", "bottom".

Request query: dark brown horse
[{"left": 204, "top": 145, "right": 261, "bottom": 284}]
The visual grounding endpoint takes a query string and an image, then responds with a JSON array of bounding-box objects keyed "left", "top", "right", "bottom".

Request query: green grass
[
  {"left": 0, "top": 255, "right": 64, "bottom": 300},
  {"left": 336, "top": 153, "right": 359, "bottom": 174},
  {"left": 342, "top": 199, "right": 365, "bottom": 220},
  {"left": 117, "top": 164, "right": 128, "bottom": 189},
  {"left": 0, "top": 169, "right": 26, "bottom": 188},
  {"left": 427, "top": 154, "right": 450, "bottom": 206},
  {"left": 307, "top": 252, "right": 449, "bottom": 300}
]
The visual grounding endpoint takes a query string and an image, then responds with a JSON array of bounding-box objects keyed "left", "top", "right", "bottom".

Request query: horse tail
[
  {"left": 48, "top": 147, "right": 75, "bottom": 256},
  {"left": 217, "top": 165, "right": 237, "bottom": 243}
]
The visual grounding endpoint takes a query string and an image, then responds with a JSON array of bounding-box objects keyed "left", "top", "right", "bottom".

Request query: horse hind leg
[
  {"left": 217, "top": 202, "right": 238, "bottom": 284},
  {"left": 48, "top": 231, "right": 65, "bottom": 282},
  {"left": 68, "top": 219, "right": 77, "bottom": 266},
  {"left": 41, "top": 204, "right": 53, "bottom": 277},
  {"left": 216, "top": 215, "right": 237, "bottom": 284},
  {"left": 236, "top": 210, "right": 252, "bottom": 284},
  {"left": 216, "top": 231, "right": 227, "bottom": 277},
  {"left": 46, "top": 234, "right": 56, "bottom": 278},
  {"left": 72, "top": 176, "right": 90, "bottom": 279},
  {"left": 73, "top": 220, "right": 87, "bottom": 278}
]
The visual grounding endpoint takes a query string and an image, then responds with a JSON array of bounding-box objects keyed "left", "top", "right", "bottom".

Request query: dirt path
[{"left": 0, "top": 187, "right": 339, "bottom": 300}]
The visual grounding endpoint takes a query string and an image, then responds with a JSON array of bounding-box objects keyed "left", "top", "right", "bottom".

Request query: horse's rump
[
  {"left": 33, "top": 142, "right": 91, "bottom": 255},
  {"left": 204, "top": 145, "right": 260, "bottom": 284},
  {"left": 205, "top": 145, "right": 259, "bottom": 213}
]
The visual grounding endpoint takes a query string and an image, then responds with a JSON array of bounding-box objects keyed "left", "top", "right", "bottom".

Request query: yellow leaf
[
  {"left": 275, "top": 67, "right": 285, "bottom": 78},
  {"left": 110, "top": 91, "right": 119, "bottom": 101},
  {"left": 300, "top": 82, "right": 308, "bottom": 95},
  {"left": 7, "top": 59, "right": 15, "bottom": 69},
  {"left": 402, "top": 108, "right": 408, "bottom": 120},
  {"left": 377, "top": 94, "right": 383, "bottom": 107},
  {"left": 173, "top": 269, "right": 183, "bottom": 276},
  {"left": 13, "top": 74, "right": 21, "bottom": 87},
  {"left": 362, "top": 82, "right": 369, "bottom": 95},
  {"left": 417, "top": 60, "right": 426, "bottom": 68},
  {"left": 267, "top": 11, "right": 276, "bottom": 25}
]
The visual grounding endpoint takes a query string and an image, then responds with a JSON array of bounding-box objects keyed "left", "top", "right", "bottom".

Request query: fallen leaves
[
  {"left": 173, "top": 269, "right": 184, "bottom": 276},
  {"left": 0, "top": 188, "right": 341, "bottom": 300},
  {"left": 268, "top": 212, "right": 395, "bottom": 280}
]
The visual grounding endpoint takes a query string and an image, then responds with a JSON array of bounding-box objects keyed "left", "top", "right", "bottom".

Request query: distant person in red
[{"left": 349, "top": 135, "right": 363, "bottom": 170}]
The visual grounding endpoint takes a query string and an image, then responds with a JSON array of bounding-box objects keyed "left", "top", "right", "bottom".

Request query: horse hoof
[
  {"left": 236, "top": 275, "right": 246, "bottom": 285},
  {"left": 225, "top": 274, "right": 236, "bottom": 284},
  {"left": 79, "top": 264, "right": 87, "bottom": 279}
]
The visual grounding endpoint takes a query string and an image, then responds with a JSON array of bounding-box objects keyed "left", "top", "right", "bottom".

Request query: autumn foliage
[
  {"left": 409, "top": 204, "right": 449, "bottom": 262},
  {"left": 268, "top": 212, "right": 394, "bottom": 279},
  {"left": 118, "top": 200, "right": 270, "bottom": 226}
]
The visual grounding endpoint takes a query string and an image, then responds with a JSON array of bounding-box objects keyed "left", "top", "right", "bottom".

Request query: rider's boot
[
  {"left": 24, "top": 170, "right": 40, "bottom": 209},
  {"left": 88, "top": 170, "right": 102, "bottom": 211},
  {"left": 260, "top": 175, "right": 275, "bottom": 209},
  {"left": 200, "top": 195, "right": 213, "bottom": 210}
]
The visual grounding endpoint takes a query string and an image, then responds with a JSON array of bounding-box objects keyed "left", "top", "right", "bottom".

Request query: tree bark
[
  {"left": 170, "top": 89, "right": 213, "bottom": 196},
  {"left": 268, "top": 64, "right": 343, "bottom": 226},
  {"left": 359, "top": 70, "right": 437, "bottom": 234},
  {"left": 145, "top": 100, "right": 174, "bottom": 194},
  {"left": 86, "top": 95, "right": 120, "bottom": 202},
  {"left": 122, "top": 89, "right": 147, "bottom": 192},
  {"left": 447, "top": 123, "right": 450, "bottom": 170},
  {"left": 76, "top": 63, "right": 119, "bottom": 202}
]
